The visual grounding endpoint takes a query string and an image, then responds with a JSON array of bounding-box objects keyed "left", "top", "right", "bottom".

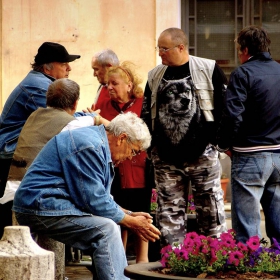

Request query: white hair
[{"left": 106, "top": 112, "right": 151, "bottom": 150}]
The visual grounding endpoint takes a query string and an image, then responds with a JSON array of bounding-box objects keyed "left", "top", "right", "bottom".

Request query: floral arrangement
[
  {"left": 150, "top": 188, "right": 158, "bottom": 212},
  {"left": 187, "top": 194, "right": 196, "bottom": 214},
  {"left": 160, "top": 230, "right": 280, "bottom": 277}
]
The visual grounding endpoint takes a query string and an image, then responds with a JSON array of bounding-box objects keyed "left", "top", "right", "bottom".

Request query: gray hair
[
  {"left": 93, "top": 49, "right": 119, "bottom": 67},
  {"left": 47, "top": 78, "right": 80, "bottom": 110},
  {"left": 106, "top": 112, "right": 151, "bottom": 150},
  {"left": 31, "top": 62, "right": 54, "bottom": 72}
]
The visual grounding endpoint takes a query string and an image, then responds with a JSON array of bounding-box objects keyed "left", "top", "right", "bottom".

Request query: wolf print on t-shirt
[{"left": 157, "top": 76, "right": 201, "bottom": 146}]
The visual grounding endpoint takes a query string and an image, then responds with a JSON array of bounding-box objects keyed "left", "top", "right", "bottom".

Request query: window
[{"left": 181, "top": 0, "right": 280, "bottom": 78}]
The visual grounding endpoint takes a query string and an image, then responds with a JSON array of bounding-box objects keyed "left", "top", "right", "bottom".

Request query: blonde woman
[{"left": 95, "top": 61, "right": 151, "bottom": 263}]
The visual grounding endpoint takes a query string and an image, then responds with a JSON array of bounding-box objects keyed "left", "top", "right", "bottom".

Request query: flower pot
[
  {"left": 124, "top": 262, "right": 280, "bottom": 280},
  {"left": 220, "top": 178, "right": 229, "bottom": 202},
  {"left": 125, "top": 261, "right": 197, "bottom": 279}
]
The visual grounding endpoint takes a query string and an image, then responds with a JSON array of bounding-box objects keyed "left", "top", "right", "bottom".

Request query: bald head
[{"left": 160, "top": 28, "right": 188, "bottom": 48}]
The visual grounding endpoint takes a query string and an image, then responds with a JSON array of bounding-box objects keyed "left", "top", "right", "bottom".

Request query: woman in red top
[{"left": 95, "top": 61, "right": 151, "bottom": 263}]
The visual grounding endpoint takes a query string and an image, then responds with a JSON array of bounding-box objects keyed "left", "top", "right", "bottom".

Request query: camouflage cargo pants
[{"left": 152, "top": 144, "right": 227, "bottom": 246}]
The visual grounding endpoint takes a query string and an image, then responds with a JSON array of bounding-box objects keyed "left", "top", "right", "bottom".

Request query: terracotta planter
[{"left": 221, "top": 178, "right": 229, "bottom": 202}]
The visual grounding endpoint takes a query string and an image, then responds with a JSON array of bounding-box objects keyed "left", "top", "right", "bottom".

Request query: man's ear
[
  {"left": 178, "top": 44, "right": 185, "bottom": 52},
  {"left": 243, "top": 47, "right": 249, "bottom": 56},
  {"left": 43, "top": 65, "right": 50, "bottom": 75},
  {"left": 117, "top": 133, "right": 128, "bottom": 146}
]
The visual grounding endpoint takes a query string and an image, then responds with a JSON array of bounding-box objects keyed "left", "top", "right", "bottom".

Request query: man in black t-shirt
[{"left": 141, "top": 27, "right": 228, "bottom": 247}]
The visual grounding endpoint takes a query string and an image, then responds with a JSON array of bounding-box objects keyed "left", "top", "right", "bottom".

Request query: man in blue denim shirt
[
  {"left": 13, "top": 112, "right": 161, "bottom": 280},
  {"left": 0, "top": 42, "right": 80, "bottom": 233}
]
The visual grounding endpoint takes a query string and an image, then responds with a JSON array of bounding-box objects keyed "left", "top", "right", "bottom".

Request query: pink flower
[
  {"left": 208, "top": 238, "right": 219, "bottom": 250},
  {"left": 209, "top": 248, "right": 218, "bottom": 264},
  {"left": 179, "top": 248, "right": 189, "bottom": 260},
  {"left": 183, "top": 237, "right": 194, "bottom": 248},
  {"left": 151, "top": 189, "right": 158, "bottom": 203},
  {"left": 160, "top": 244, "right": 172, "bottom": 254},
  {"left": 237, "top": 242, "right": 248, "bottom": 252},
  {"left": 228, "top": 251, "right": 244, "bottom": 266},
  {"left": 246, "top": 236, "right": 260, "bottom": 251},
  {"left": 201, "top": 244, "right": 209, "bottom": 254},
  {"left": 159, "top": 230, "right": 279, "bottom": 277},
  {"left": 187, "top": 232, "right": 199, "bottom": 240},
  {"left": 220, "top": 239, "right": 236, "bottom": 250}
]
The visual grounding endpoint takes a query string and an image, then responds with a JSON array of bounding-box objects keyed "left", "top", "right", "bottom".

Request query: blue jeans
[
  {"left": 15, "top": 213, "right": 129, "bottom": 280},
  {"left": 231, "top": 151, "right": 280, "bottom": 244}
]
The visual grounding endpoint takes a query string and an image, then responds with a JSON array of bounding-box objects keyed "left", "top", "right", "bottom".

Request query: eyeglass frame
[
  {"left": 126, "top": 139, "right": 142, "bottom": 157},
  {"left": 155, "top": 45, "right": 180, "bottom": 53}
]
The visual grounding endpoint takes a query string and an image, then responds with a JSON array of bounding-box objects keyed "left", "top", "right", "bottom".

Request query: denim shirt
[
  {"left": 13, "top": 125, "right": 125, "bottom": 223},
  {"left": 0, "top": 70, "right": 53, "bottom": 159}
]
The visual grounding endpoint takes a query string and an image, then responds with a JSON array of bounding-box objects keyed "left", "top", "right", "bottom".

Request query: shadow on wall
[{"left": 220, "top": 155, "right": 231, "bottom": 202}]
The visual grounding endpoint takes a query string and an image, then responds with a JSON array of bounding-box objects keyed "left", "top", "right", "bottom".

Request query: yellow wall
[{"left": 0, "top": 0, "right": 180, "bottom": 111}]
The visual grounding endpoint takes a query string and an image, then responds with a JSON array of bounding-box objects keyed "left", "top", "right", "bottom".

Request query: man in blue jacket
[
  {"left": 13, "top": 112, "right": 160, "bottom": 280},
  {"left": 216, "top": 25, "right": 280, "bottom": 244},
  {"left": 0, "top": 42, "right": 80, "bottom": 234}
]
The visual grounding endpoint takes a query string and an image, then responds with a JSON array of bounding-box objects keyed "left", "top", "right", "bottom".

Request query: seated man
[
  {"left": 0, "top": 78, "right": 107, "bottom": 222},
  {"left": 13, "top": 112, "right": 160, "bottom": 280}
]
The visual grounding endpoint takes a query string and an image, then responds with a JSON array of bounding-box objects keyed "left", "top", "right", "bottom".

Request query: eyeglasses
[
  {"left": 127, "top": 141, "right": 141, "bottom": 157},
  {"left": 155, "top": 45, "right": 179, "bottom": 53}
]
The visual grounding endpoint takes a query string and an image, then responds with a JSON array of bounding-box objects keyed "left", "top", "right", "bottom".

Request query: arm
[
  {"left": 212, "top": 63, "right": 228, "bottom": 127},
  {"left": 140, "top": 82, "right": 153, "bottom": 132},
  {"left": 216, "top": 68, "right": 248, "bottom": 151}
]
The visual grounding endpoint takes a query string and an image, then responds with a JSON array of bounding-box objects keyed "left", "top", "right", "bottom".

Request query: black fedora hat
[{"left": 34, "top": 42, "right": 81, "bottom": 64}]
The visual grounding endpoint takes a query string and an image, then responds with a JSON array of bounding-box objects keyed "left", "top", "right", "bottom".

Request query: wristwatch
[{"left": 215, "top": 145, "right": 229, "bottom": 153}]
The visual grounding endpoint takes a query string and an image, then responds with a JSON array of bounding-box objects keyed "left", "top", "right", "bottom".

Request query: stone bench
[
  {"left": 0, "top": 226, "right": 54, "bottom": 280},
  {"left": 12, "top": 212, "right": 65, "bottom": 280}
]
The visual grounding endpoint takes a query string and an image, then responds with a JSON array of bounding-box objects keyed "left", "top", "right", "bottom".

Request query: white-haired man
[
  {"left": 13, "top": 112, "right": 160, "bottom": 280},
  {"left": 91, "top": 49, "right": 119, "bottom": 107}
]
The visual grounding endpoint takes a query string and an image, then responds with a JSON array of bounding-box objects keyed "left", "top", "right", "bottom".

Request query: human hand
[
  {"left": 120, "top": 215, "right": 160, "bottom": 242},
  {"left": 82, "top": 103, "right": 98, "bottom": 114},
  {"left": 130, "top": 211, "right": 153, "bottom": 220}
]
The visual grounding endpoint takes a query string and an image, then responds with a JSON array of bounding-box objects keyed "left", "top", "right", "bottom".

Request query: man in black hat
[{"left": 0, "top": 42, "right": 80, "bottom": 236}]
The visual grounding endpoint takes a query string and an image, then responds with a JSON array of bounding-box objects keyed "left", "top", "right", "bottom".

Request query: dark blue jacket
[{"left": 217, "top": 52, "right": 280, "bottom": 149}]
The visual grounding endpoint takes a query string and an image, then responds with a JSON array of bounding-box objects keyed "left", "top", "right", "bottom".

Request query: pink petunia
[
  {"left": 220, "top": 239, "right": 235, "bottom": 250},
  {"left": 228, "top": 251, "right": 244, "bottom": 266},
  {"left": 187, "top": 232, "right": 199, "bottom": 240},
  {"left": 184, "top": 236, "right": 195, "bottom": 248},
  {"left": 209, "top": 248, "right": 218, "bottom": 264},
  {"left": 237, "top": 242, "right": 248, "bottom": 252},
  {"left": 209, "top": 238, "right": 219, "bottom": 250},
  {"left": 151, "top": 189, "right": 158, "bottom": 203},
  {"left": 246, "top": 236, "right": 260, "bottom": 251},
  {"left": 180, "top": 248, "right": 189, "bottom": 260},
  {"left": 220, "top": 231, "right": 235, "bottom": 240},
  {"left": 160, "top": 244, "right": 172, "bottom": 255},
  {"left": 201, "top": 244, "right": 209, "bottom": 254}
]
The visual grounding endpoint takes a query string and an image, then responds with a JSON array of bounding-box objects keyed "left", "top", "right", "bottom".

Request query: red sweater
[{"left": 96, "top": 98, "right": 146, "bottom": 189}]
